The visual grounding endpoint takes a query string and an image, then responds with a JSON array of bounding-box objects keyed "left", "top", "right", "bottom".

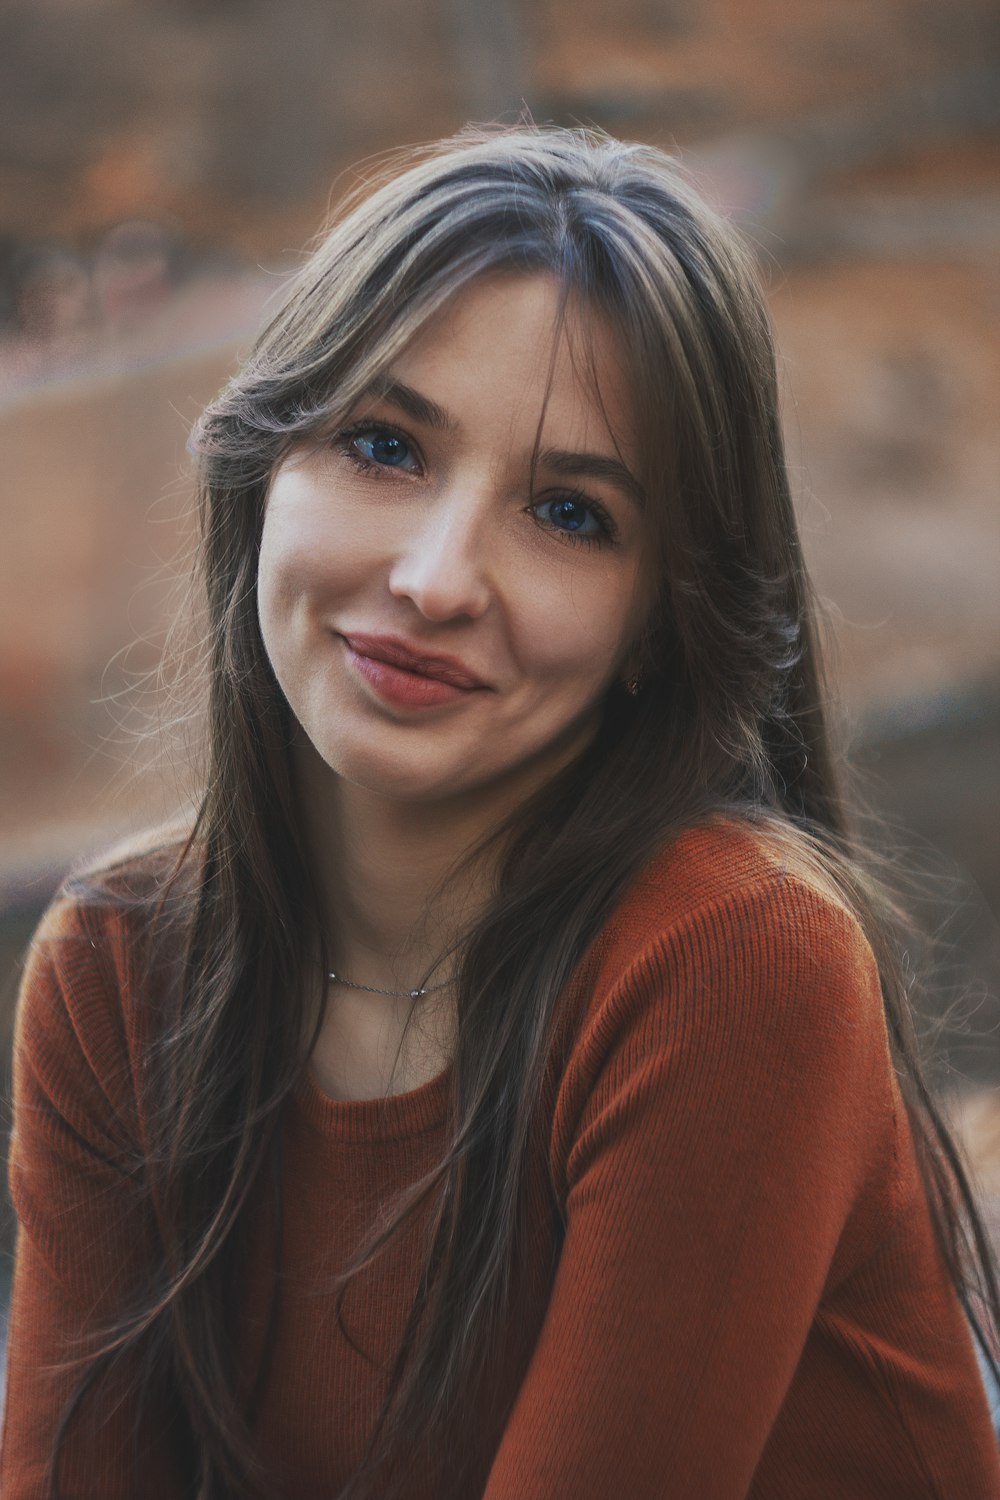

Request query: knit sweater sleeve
[
  {"left": 1, "top": 893, "right": 185, "bottom": 1500},
  {"left": 482, "top": 874, "right": 900, "bottom": 1499}
]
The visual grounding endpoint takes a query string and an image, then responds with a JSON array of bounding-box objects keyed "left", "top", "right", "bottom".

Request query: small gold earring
[{"left": 624, "top": 671, "right": 642, "bottom": 697}]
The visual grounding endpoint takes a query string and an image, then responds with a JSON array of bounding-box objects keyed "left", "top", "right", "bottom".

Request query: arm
[
  {"left": 483, "top": 878, "right": 897, "bottom": 1498},
  {"left": 1, "top": 896, "right": 185, "bottom": 1500}
]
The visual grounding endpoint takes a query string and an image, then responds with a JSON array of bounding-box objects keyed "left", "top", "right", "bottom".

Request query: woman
[{"left": 3, "top": 125, "right": 999, "bottom": 1499}]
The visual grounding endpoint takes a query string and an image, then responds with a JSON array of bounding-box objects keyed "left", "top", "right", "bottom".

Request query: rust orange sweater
[{"left": 3, "top": 825, "right": 1000, "bottom": 1497}]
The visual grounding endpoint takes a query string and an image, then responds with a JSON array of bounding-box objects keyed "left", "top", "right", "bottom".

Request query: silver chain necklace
[{"left": 327, "top": 970, "right": 451, "bottom": 1001}]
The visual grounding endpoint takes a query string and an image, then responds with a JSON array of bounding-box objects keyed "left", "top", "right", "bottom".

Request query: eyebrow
[
  {"left": 368, "top": 375, "right": 645, "bottom": 509},
  {"left": 536, "top": 447, "right": 645, "bottom": 510},
  {"left": 368, "top": 376, "right": 453, "bottom": 431}
]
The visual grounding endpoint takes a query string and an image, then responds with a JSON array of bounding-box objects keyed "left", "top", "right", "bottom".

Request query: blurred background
[{"left": 1, "top": 0, "right": 999, "bottom": 1385}]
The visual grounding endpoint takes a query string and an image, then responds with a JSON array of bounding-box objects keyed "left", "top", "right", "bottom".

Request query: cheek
[
  {"left": 510, "top": 558, "right": 642, "bottom": 687},
  {"left": 256, "top": 516, "right": 289, "bottom": 633},
  {"left": 257, "top": 519, "right": 307, "bottom": 669},
  {"left": 257, "top": 501, "right": 364, "bottom": 631},
  {"left": 258, "top": 462, "right": 385, "bottom": 621},
  {"left": 256, "top": 518, "right": 332, "bottom": 694}
]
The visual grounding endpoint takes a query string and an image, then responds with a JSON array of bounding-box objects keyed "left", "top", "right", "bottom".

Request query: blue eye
[
  {"left": 534, "top": 495, "right": 612, "bottom": 543},
  {"left": 353, "top": 429, "right": 417, "bottom": 469},
  {"left": 338, "top": 423, "right": 421, "bottom": 473}
]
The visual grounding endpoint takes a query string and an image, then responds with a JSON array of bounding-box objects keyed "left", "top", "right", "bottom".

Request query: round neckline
[{"left": 294, "top": 1058, "right": 453, "bottom": 1142}]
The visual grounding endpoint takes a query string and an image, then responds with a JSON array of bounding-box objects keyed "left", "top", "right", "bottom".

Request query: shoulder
[
  {"left": 23, "top": 828, "right": 196, "bottom": 984},
  {"left": 548, "top": 817, "right": 897, "bottom": 1210},
  {"left": 15, "top": 831, "right": 198, "bottom": 1091},
  {"left": 550, "top": 817, "right": 888, "bottom": 1121},
  {"left": 617, "top": 814, "right": 855, "bottom": 929},
  {"left": 594, "top": 816, "right": 871, "bottom": 995},
  {"left": 8, "top": 834, "right": 197, "bottom": 1213}
]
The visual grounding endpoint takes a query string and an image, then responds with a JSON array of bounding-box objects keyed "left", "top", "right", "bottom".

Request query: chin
[{"left": 311, "top": 736, "right": 479, "bottom": 805}]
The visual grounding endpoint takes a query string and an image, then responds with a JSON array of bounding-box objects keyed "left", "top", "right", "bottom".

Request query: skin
[{"left": 258, "top": 272, "right": 649, "bottom": 1096}]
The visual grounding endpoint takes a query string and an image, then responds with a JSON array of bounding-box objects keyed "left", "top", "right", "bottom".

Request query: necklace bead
[{"left": 327, "top": 970, "right": 450, "bottom": 1001}]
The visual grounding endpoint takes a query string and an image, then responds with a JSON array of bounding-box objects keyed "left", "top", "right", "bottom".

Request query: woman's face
[{"left": 258, "top": 271, "right": 649, "bottom": 808}]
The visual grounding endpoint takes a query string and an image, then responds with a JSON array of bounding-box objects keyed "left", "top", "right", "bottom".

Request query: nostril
[{"left": 387, "top": 543, "right": 491, "bottom": 622}]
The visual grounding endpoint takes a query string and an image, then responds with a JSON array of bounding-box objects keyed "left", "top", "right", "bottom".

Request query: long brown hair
[{"left": 53, "top": 123, "right": 1000, "bottom": 1498}]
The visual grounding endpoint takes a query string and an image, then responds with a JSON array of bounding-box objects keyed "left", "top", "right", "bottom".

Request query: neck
[{"left": 293, "top": 738, "right": 506, "bottom": 991}]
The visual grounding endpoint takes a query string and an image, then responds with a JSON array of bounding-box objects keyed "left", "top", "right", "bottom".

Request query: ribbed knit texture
[{"left": 3, "top": 823, "right": 999, "bottom": 1497}]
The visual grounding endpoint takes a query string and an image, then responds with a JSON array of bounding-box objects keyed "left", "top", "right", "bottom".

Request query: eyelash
[
  {"left": 533, "top": 491, "right": 618, "bottom": 549},
  {"left": 332, "top": 420, "right": 619, "bottom": 549},
  {"left": 334, "top": 420, "right": 420, "bottom": 478}
]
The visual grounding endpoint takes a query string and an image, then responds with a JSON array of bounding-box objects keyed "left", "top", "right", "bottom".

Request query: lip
[
  {"left": 340, "top": 632, "right": 490, "bottom": 711},
  {"left": 342, "top": 633, "right": 489, "bottom": 690}
]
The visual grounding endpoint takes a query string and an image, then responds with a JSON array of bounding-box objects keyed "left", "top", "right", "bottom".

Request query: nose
[{"left": 387, "top": 487, "right": 493, "bottom": 622}]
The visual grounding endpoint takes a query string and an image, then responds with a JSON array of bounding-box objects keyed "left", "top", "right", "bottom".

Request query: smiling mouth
[{"left": 341, "top": 633, "right": 488, "bottom": 690}]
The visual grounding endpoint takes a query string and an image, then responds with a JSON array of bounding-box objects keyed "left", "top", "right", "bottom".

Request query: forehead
[{"left": 385, "top": 271, "right": 636, "bottom": 459}]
